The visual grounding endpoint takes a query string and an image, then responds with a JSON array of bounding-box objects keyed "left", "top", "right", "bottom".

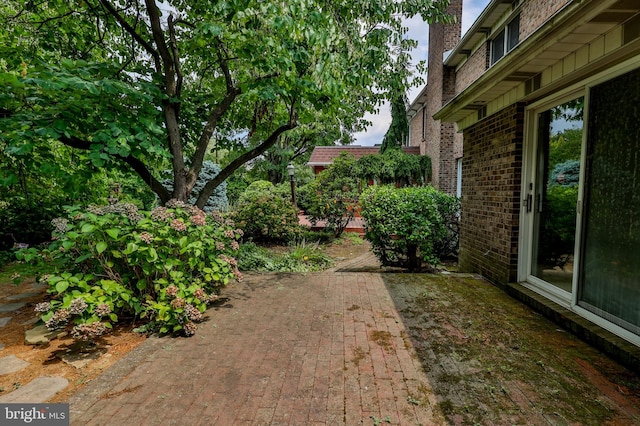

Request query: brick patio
[{"left": 69, "top": 253, "right": 640, "bottom": 425}]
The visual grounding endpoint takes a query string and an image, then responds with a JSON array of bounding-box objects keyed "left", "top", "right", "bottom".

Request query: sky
[{"left": 353, "top": 0, "right": 491, "bottom": 146}]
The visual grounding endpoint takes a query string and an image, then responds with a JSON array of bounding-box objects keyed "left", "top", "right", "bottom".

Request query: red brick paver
[
  {"left": 69, "top": 256, "right": 640, "bottom": 425},
  {"left": 70, "top": 268, "right": 442, "bottom": 425}
]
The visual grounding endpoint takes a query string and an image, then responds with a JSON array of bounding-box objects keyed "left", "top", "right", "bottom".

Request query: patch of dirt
[
  {"left": 369, "top": 330, "right": 394, "bottom": 352},
  {"left": 0, "top": 236, "right": 372, "bottom": 402},
  {"left": 0, "top": 277, "right": 146, "bottom": 403},
  {"left": 322, "top": 236, "right": 370, "bottom": 264}
]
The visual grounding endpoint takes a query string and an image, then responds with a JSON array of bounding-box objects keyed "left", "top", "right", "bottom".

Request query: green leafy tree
[
  {"left": 0, "top": 0, "right": 452, "bottom": 209},
  {"left": 355, "top": 151, "right": 431, "bottom": 186},
  {"left": 549, "top": 128, "right": 583, "bottom": 171},
  {"left": 380, "top": 54, "right": 412, "bottom": 154}
]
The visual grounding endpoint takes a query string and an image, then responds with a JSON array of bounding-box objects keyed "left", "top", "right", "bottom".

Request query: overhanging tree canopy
[{"left": 0, "top": 0, "right": 451, "bottom": 208}]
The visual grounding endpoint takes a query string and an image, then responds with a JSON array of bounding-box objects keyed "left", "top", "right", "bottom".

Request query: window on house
[
  {"left": 421, "top": 108, "right": 426, "bottom": 140},
  {"left": 490, "top": 14, "right": 520, "bottom": 65}
]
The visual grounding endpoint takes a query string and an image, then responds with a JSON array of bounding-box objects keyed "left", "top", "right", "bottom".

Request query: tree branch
[
  {"left": 59, "top": 135, "right": 170, "bottom": 203},
  {"left": 168, "top": 15, "right": 183, "bottom": 104},
  {"left": 186, "top": 38, "right": 241, "bottom": 191},
  {"left": 195, "top": 121, "right": 297, "bottom": 208},
  {"left": 99, "top": 0, "right": 161, "bottom": 72}
]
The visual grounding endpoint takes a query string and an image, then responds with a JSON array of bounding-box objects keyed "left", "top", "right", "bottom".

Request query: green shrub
[
  {"left": 18, "top": 200, "right": 243, "bottom": 338},
  {"left": 305, "top": 153, "right": 360, "bottom": 237},
  {"left": 360, "top": 185, "right": 459, "bottom": 271},
  {"left": 0, "top": 197, "right": 64, "bottom": 251},
  {"left": 232, "top": 181, "right": 303, "bottom": 243},
  {"left": 237, "top": 180, "right": 276, "bottom": 205}
]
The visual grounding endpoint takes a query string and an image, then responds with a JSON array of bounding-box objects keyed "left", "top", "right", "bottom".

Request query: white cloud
[
  {"left": 352, "top": 107, "right": 392, "bottom": 147},
  {"left": 353, "top": 0, "right": 491, "bottom": 146}
]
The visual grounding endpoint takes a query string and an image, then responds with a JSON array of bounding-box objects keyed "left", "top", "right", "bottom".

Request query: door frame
[
  {"left": 518, "top": 89, "right": 586, "bottom": 309},
  {"left": 517, "top": 56, "right": 640, "bottom": 346}
]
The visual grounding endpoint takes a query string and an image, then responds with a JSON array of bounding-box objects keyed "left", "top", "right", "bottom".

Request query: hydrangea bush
[{"left": 21, "top": 200, "right": 243, "bottom": 338}]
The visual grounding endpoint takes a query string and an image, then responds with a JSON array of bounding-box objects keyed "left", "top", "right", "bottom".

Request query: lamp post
[{"left": 287, "top": 162, "right": 296, "bottom": 207}]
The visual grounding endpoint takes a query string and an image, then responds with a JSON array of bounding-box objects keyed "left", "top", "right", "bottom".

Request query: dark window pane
[
  {"left": 507, "top": 16, "right": 520, "bottom": 51},
  {"left": 491, "top": 30, "right": 505, "bottom": 64}
]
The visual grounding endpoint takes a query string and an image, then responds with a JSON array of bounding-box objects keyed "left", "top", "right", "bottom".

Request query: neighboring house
[
  {"left": 407, "top": 0, "right": 464, "bottom": 197},
  {"left": 307, "top": 145, "right": 420, "bottom": 175},
  {"left": 418, "top": 0, "right": 640, "bottom": 368}
]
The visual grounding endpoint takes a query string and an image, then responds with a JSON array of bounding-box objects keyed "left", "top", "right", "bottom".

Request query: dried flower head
[
  {"left": 51, "top": 217, "right": 69, "bottom": 234},
  {"left": 190, "top": 214, "right": 206, "bottom": 226},
  {"left": 209, "top": 211, "right": 224, "bottom": 223},
  {"left": 166, "top": 199, "right": 188, "bottom": 209},
  {"left": 184, "top": 304, "right": 203, "bottom": 322},
  {"left": 183, "top": 321, "right": 198, "bottom": 336},
  {"left": 94, "top": 304, "right": 112, "bottom": 317},
  {"left": 170, "top": 219, "right": 187, "bottom": 232},
  {"left": 34, "top": 302, "right": 51, "bottom": 313},
  {"left": 139, "top": 232, "right": 154, "bottom": 244},
  {"left": 151, "top": 206, "right": 175, "bottom": 222},
  {"left": 170, "top": 297, "right": 186, "bottom": 309},
  {"left": 193, "top": 288, "right": 207, "bottom": 301},
  {"left": 69, "top": 298, "right": 88, "bottom": 315},
  {"left": 45, "top": 308, "right": 71, "bottom": 330},
  {"left": 72, "top": 322, "right": 108, "bottom": 340},
  {"left": 165, "top": 285, "right": 179, "bottom": 298}
]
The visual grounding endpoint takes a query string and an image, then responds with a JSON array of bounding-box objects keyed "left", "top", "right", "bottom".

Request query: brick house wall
[
  {"left": 458, "top": 103, "right": 525, "bottom": 284},
  {"left": 409, "top": 104, "right": 426, "bottom": 149},
  {"left": 519, "top": 0, "right": 571, "bottom": 40},
  {"left": 424, "top": 0, "right": 462, "bottom": 194},
  {"left": 455, "top": 43, "right": 489, "bottom": 94}
]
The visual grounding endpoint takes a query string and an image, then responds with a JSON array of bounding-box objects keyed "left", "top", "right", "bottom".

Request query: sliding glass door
[
  {"left": 522, "top": 66, "right": 640, "bottom": 340},
  {"left": 528, "top": 97, "right": 584, "bottom": 298}
]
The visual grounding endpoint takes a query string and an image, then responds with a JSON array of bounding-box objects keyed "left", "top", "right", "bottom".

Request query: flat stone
[
  {"left": 0, "top": 343, "right": 4, "bottom": 351},
  {"left": 29, "top": 282, "right": 48, "bottom": 291},
  {"left": 0, "top": 355, "right": 30, "bottom": 375},
  {"left": 0, "top": 317, "right": 11, "bottom": 327},
  {"left": 5, "top": 292, "right": 40, "bottom": 301},
  {"left": 0, "top": 377, "right": 69, "bottom": 403},
  {"left": 58, "top": 343, "right": 106, "bottom": 369},
  {"left": 0, "top": 302, "right": 26, "bottom": 313},
  {"left": 20, "top": 316, "right": 41, "bottom": 326},
  {"left": 24, "top": 324, "right": 67, "bottom": 345}
]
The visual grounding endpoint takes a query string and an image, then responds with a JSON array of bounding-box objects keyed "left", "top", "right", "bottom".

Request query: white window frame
[{"left": 490, "top": 14, "right": 520, "bottom": 66}]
